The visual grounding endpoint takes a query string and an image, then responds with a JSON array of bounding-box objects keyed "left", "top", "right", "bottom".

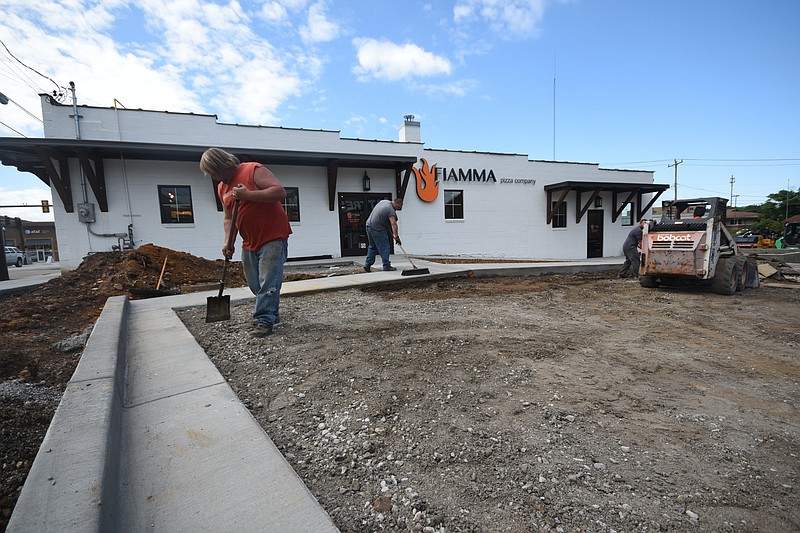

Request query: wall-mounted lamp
[
  {"left": 362, "top": 171, "right": 371, "bottom": 191},
  {"left": 594, "top": 197, "right": 603, "bottom": 208}
]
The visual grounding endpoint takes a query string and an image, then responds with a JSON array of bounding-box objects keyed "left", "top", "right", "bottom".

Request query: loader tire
[
  {"left": 639, "top": 275, "right": 660, "bottom": 288},
  {"left": 711, "top": 257, "right": 738, "bottom": 295},
  {"left": 735, "top": 256, "right": 746, "bottom": 292}
]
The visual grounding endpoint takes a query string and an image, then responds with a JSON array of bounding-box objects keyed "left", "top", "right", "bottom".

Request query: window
[
  {"left": 158, "top": 185, "right": 194, "bottom": 224},
  {"left": 621, "top": 203, "right": 633, "bottom": 226},
  {"left": 551, "top": 202, "right": 567, "bottom": 228},
  {"left": 283, "top": 187, "right": 300, "bottom": 222},
  {"left": 444, "top": 190, "right": 464, "bottom": 220}
]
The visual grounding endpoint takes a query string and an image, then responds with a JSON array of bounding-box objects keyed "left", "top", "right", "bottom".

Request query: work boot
[
  {"left": 363, "top": 265, "right": 371, "bottom": 273},
  {"left": 383, "top": 266, "right": 397, "bottom": 271},
  {"left": 252, "top": 322, "right": 273, "bottom": 338}
]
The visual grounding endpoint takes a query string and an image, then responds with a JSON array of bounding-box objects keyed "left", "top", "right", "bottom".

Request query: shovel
[{"left": 206, "top": 199, "right": 239, "bottom": 323}]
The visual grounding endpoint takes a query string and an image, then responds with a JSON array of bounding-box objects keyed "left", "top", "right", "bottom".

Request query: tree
[{"left": 762, "top": 189, "right": 800, "bottom": 222}]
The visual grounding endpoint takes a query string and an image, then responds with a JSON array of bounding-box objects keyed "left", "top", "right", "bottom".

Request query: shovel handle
[{"left": 218, "top": 200, "right": 240, "bottom": 297}]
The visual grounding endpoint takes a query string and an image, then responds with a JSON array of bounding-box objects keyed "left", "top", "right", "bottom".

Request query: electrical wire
[
  {"left": 0, "top": 120, "right": 26, "bottom": 136},
  {"left": 0, "top": 38, "right": 65, "bottom": 96}
]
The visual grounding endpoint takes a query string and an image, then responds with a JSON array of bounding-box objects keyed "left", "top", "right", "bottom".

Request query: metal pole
[{"left": 69, "top": 81, "right": 80, "bottom": 139}]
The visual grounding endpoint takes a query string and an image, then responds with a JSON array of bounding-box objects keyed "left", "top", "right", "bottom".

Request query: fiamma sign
[
  {"left": 654, "top": 233, "right": 695, "bottom": 242},
  {"left": 413, "top": 158, "right": 531, "bottom": 203}
]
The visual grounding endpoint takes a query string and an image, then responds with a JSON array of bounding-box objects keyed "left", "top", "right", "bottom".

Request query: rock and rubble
[{"left": 178, "top": 274, "right": 799, "bottom": 532}]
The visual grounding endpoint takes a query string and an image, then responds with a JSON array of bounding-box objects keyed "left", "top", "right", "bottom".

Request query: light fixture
[
  {"left": 362, "top": 171, "right": 371, "bottom": 191},
  {"left": 594, "top": 197, "right": 603, "bottom": 208}
]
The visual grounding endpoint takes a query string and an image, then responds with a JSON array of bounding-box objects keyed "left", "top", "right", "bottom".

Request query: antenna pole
[{"left": 552, "top": 53, "right": 556, "bottom": 161}]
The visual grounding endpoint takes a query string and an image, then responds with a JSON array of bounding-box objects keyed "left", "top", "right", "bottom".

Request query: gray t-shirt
[
  {"left": 623, "top": 226, "right": 643, "bottom": 250},
  {"left": 366, "top": 200, "right": 397, "bottom": 232}
]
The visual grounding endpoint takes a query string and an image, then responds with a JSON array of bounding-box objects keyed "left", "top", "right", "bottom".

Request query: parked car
[{"left": 5, "top": 246, "right": 23, "bottom": 267}]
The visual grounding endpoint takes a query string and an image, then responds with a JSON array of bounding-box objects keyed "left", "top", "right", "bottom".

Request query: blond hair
[{"left": 200, "top": 148, "right": 240, "bottom": 176}]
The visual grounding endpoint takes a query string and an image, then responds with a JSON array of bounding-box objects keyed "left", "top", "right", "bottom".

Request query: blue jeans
[
  {"left": 365, "top": 225, "right": 392, "bottom": 270},
  {"left": 241, "top": 239, "right": 287, "bottom": 326}
]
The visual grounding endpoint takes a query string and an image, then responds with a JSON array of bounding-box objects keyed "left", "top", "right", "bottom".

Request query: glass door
[{"left": 339, "top": 193, "right": 392, "bottom": 257}]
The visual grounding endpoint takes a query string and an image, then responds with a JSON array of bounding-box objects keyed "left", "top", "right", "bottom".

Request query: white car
[{"left": 5, "top": 246, "right": 23, "bottom": 267}]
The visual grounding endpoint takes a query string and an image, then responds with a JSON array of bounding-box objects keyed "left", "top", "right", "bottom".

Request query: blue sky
[{"left": 1, "top": 0, "right": 798, "bottom": 222}]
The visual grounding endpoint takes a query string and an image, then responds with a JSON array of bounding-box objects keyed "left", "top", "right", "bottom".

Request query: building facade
[
  {"left": 0, "top": 96, "right": 668, "bottom": 271},
  {"left": 1, "top": 217, "right": 59, "bottom": 263}
]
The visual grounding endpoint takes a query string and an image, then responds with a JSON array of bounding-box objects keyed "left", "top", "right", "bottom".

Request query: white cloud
[
  {"left": 260, "top": 1, "right": 289, "bottom": 22},
  {"left": 300, "top": 1, "right": 340, "bottom": 43},
  {"left": 454, "top": 0, "right": 548, "bottom": 39},
  {"left": 0, "top": 1, "right": 327, "bottom": 126},
  {"left": 352, "top": 38, "right": 452, "bottom": 82}
]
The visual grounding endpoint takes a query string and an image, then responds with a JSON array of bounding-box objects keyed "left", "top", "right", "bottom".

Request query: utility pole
[
  {"left": 668, "top": 159, "right": 683, "bottom": 201},
  {"left": 729, "top": 175, "right": 735, "bottom": 207},
  {"left": 787, "top": 179, "right": 791, "bottom": 220}
]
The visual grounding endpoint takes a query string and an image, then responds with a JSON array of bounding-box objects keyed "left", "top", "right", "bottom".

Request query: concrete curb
[{"left": 7, "top": 296, "right": 129, "bottom": 532}]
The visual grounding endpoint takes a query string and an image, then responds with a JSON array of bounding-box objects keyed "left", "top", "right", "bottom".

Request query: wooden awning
[{"left": 544, "top": 181, "right": 670, "bottom": 224}]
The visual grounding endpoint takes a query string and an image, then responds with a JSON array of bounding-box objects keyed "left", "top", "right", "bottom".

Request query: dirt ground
[
  {"left": 178, "top": 273, "right": 799, "bottom": 533},
  {"left": 1, "top": 246, "right": 798, "bottom": 532}
]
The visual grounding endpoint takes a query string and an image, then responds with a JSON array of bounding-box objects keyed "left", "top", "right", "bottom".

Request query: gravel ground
[{"left": 178, "top": 272, "right": 800, "bottom": 533}]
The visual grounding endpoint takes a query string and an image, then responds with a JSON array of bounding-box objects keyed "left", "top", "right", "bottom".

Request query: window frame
[
  {"left": 444, "top": 189, "right": 464, "bottom": 220},
  {"left": 551, "top": 201, "right": 567, "bottom": 228},
  {"left": 620, "top": 203, "right": 634, "bottom": 226},
  {"left": 283, "top": 187, "right": 301, "bottom": 222},
  {"left": 158, "top": 185, "right": 195, "bottom": 224}
]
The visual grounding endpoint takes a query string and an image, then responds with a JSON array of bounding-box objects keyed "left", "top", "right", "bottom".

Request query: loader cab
[{"left": 661, "top": 197, "right": 726, "bottom": 223}]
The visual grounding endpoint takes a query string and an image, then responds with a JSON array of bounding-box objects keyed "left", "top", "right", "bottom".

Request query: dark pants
[{"left": 618, "top": 246, "right": 640, "bottom": 277}]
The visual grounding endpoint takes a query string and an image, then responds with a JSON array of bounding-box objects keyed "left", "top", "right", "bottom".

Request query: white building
[{"left": 0, "top": 96, "right": 668, "bottom": 270}]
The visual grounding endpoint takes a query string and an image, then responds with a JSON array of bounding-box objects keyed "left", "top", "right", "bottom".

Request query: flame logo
[{"left": 413, "top": 158, "right": 439, "bottom": 203}]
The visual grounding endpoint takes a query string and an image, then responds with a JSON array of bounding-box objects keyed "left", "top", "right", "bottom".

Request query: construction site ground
[{"left": 1, "top": 245, "right": 799, "bottom": 532}]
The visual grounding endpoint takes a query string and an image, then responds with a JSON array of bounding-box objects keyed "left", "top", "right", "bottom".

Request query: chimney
[{"left": 399, "top": 114, "right": 421, "bottom": 143}]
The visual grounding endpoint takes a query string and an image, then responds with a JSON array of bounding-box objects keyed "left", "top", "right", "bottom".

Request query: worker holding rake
[{"left": 364, "top": 198, "right": 403, "bottom": 272}]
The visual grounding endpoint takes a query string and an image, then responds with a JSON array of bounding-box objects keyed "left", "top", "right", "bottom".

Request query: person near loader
[
  {"left": 200, "top": 148, "right": 291, "bottom": 337},
  {"left": 364, "top": 198, "right": 403, "bottom": 272},
  {"left": 618, "top": 219, "right": 646, "bottom": 278}
]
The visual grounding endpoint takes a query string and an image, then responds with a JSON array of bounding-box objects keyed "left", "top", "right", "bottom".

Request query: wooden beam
[
  {"left": 546, "top": 187, "right": 571, "bottom": 224},
  {"left": 327, "top": 161, "right": 339, "bottom": 211},
  {"left": 397, "top": 163, "right": 413, "bottom": 200},
  {"left": 75, "top": 149, "right": 109, "bottom": 212},
  {"left": 35, "top": 148, "right": 74, "bottom": 213},
  {"left": 576, "top": 189, "right": 600, "bottom": 223},
  {"left": 638, "top": 188, "right": 666, "bottom": 221},
  {"left": 612, "top": 190, "right": 637, "bottom": 223}
]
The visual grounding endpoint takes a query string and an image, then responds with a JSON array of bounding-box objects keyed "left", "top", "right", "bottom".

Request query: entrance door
[
  {"left": 339, "top": 193, "right": 392, "bottom": 257},
  {"left": 587, "top": 210, "right": 604, "bottom": 258}
]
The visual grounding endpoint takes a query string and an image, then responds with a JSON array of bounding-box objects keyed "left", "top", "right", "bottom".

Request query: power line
[
  {"left": 0, "top": 38, "right": 65, "bottom": 97},
  {"left": 611, "top": 157, "right": 800, "bottom": 167},
  {"left": 0, "top": 120, "right": 26, "bottom": 137}
]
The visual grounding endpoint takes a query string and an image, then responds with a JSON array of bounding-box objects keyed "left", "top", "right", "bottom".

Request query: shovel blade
[{"left": 205, "top": 295, "right": 231, "bottom": 323}]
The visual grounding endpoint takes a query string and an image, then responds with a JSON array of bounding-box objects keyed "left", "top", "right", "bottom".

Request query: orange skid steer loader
[{"left": 638, "top": 197, "right": 759, "bottom": 295}]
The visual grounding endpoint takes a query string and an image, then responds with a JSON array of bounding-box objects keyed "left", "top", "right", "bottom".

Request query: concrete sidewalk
[{"left": 7, "top": 255, "right": 621, "bottom": 532}]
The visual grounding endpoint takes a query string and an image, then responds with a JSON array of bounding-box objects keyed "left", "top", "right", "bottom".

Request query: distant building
[
  {"left": 725, "top": 209, "right": 760, "bottom": 228},
  {"left": 0, "top": 95, "right": 668, "bottom": 271},
  {"left": 0, "top": 217, "right": 58, "bottom": 263}
]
